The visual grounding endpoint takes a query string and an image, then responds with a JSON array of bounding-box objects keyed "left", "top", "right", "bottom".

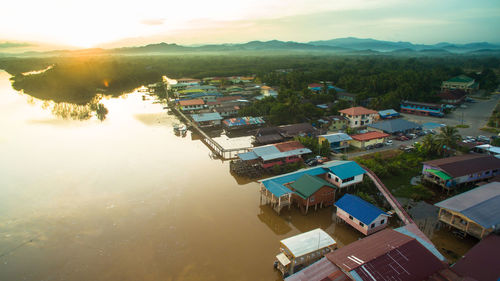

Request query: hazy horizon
[{"left": 1, "top": 0, "right": 499, "bottom": 51}]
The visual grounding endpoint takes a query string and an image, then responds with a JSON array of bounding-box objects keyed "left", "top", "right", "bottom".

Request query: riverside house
[
  {"left": 422, "top": 154, "right": 500, "bottom": 192},
  {"left": 334, "top": 194, "right": 389, "bottom": 235},
  {"left": 435, "top": 181, "right": 500, "bottom": 239},
  {"left": 274, "top": 228, "right": 337, "bottom": 277},
  {"left": 178, "top": 99, "right": 205, "bottom": 111},
  {"left": 258, "top": 161, "right": 366, "bottom": 214},
  {"left": 237, "top": 141, "right": 311, "bottom": 169}
]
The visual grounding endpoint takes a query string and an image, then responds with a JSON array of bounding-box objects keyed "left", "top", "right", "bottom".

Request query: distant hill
[{"left": 1, "top": 37, "right": 499, "bottom": 57}]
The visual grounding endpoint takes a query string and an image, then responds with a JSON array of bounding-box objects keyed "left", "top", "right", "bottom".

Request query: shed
[
  {"left": 276, "top": 228, "right": 337, "bottom": 276},
  {"left": 190, "top": 112, "right": 222, "bottom": 127},
  {"left": 335, "top": 194, "right": 389, "bottom": 235}
]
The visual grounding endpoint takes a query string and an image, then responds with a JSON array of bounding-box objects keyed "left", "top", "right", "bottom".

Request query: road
[
  {"left": 343, "top": 94, "right": 500, "bottom": 159},
  {"left": 402, "top": 94, "right": 500, "bottom": 137}
]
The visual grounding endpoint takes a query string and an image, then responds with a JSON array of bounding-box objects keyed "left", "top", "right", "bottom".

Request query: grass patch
[
  {"left": 480, "top": 127, "right": 500, "bottom": 134},
  {"left": 455, "top": 124, "right": 469, "bottom": 128}
]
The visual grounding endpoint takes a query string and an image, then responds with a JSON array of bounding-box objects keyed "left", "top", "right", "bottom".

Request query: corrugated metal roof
[
  {"left": 263, "top": 180, "right": 293, "bottom": 198},
  {"left": 260, "top": 148, "right": 312, "bottom": 161},
  {"left": 435, "top": 182, "right": 500, "bottom": 228},
  {"left": 285, "top": 257, "right": 348, "bottom": 281},
  {"left": 290, "top": 174, "right": 335, "bottom": 199},
  {"left": 378, "top": 109, "right": 399, "bottom": 117},
  {"left": 335, "top": 194, "right": 387, "bottom": 225},
  {"left": 190, "top": 112, "right": 223, "bottom": 122},
  {"left": 424, "top": 169, "right": 452, "bottom": 180},
  {"left": 339, "top": 106, "right": 378, "bottom": 116},
  {"left": 326, "top": 229, "right": 446, "bottom": 281},
  {"left": 368, "top": 119, "right": 421, "bottom": 134},
  {"left": 350, "top": 131, "right": 389, "bottom": 141},
  {"left": 281, "top": 228, "right": 336, "bottom": 258},
  {"left": 320, "top": 133, "right": 352, "bottom": 143},
  {"left": 452, "top": 234, "right": 500, "bottom": 281},
  {"left": 423, "top": 154, "right": 500, "bottom": 178},
  {"left": 395, "top": 226, "right": 446, "bottom": 261},
  {"left": 327, "top": 161, "right": 365, "bottom": 180},
  {"left": 350, "top": 239, "right": 446, "bottom": 281},
  {"left": 237, "top": 151, "right": 258, "bottom": 161}
]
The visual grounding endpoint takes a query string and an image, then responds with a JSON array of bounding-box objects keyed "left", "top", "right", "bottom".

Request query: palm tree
[
  {"left": 421, "top": 134, "right": 438, "bottom": 155},
  {"left": 436, "top": 126, "right": 461, "bottom": 156}
]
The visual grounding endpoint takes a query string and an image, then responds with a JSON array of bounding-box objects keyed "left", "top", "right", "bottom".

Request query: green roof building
[
  {"left": 289, "top": 174, "right": 337, "bottom": 213},
  {"left": 441, "top": 75, "right": 479, "bottom": 93}
]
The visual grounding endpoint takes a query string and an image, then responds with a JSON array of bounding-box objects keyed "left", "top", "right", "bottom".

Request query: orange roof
[
  {"left": 179, "top": 99, "right": 205, "bottom": 106},
  {"left": 339, "top": 106, "right": 378, "bottom": 116},
  {"left": 261, "top": 86, "right": 272, "bottom": 90},
  {"left": 274, "top": 141, "right": 306, "bottom": 152},
  {"left": 351, "top": 131, "right": 389, "bottom": 141}
]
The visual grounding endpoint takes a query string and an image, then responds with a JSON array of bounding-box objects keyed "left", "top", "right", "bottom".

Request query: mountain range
[{"left": 2, "top": 37, "right": 500, "bottom": 57}]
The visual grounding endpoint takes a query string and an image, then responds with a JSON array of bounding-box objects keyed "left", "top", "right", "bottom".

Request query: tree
[
  {"left": 420, "top": 134, "right": 439, "bottom": 156},
  {"left": 436, "top": 126, "right": 461, "bottom": 155}
]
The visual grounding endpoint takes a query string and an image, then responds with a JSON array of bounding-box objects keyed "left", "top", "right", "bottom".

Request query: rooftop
[
  {"left": 423, "top": 154, "right": 500, "bottom": 178},
  {"left": 335, "top": 194, "right": 387, "bottom": 225},
  {"left": 326, "top": 229, "right": 446, "bottom": 281},
  {"left": 339, "top": 106, "right": 378, "bottom": 116},
  {"left": 350, "top": 131, "right": 389, "bottom": 141},
  {"left": 367, "top": 119, "right": 421, "bottom": 134},
  {"left": 319, "top": 133, "right": 352, "bottom": 143},
  {"left": 445, "top": 75, "right": 475, "bottom": 83},
  {"left": 281, "top": 228, "right": 336, "bottom": 258},
  {"left": 378, "top": 109, "right": 399, "bottom": 117},
  {"left": 452, "top": 234, "right": 500, "bottom": 281},
  {"left": 190, "top": 112, "right": 223, "bottom": 122},
  {"left": 284, "top": 257, "right": 348, "bottom": 281},
  {"left": 435, "top": 181, "right": 500, "bottom": 228},
  {"left": 178, "top": 99, "right": 205, "bottom": 106},
  {"left": 290, "top": 174, "right": 335, "bottom": 199}
]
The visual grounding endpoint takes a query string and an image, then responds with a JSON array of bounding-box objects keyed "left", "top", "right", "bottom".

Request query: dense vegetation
[{"left": 0, "top": 54, "right": 498, "bottom": 109}]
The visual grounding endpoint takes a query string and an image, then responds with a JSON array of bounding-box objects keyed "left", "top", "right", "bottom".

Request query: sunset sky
[{"left": 1, "top": 0, "right": 499, "bottom": 49}]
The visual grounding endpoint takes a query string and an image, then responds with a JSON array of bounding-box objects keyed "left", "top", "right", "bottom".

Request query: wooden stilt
[{"left": 306, "top": 199, "right": 309, "bottom": 214}]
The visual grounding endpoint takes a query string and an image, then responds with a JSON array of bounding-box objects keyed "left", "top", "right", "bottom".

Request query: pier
[{"left": 170, "top": 107, "right": 253, "bottom": 159}]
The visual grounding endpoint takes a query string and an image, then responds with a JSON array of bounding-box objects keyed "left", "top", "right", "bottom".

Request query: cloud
[
  {"left": 0, "top": 41, "right": 34, "bottom": 48},
  {"left": 140, "top": 19, "right": 166, "bottom": 26}
]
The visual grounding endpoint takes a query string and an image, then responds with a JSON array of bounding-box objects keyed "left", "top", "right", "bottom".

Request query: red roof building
[
  {"left": 326, "top": 229, "right": 447, "bottom": 281},
  {"left": 178, "top": 99, "right": 205, "bottom": 111},
  {"left": 451, "top": 234, "right": 500, "bottom": 281},
  {"left": 339, "top": 107, "right": 379, "bottom": 128},
  {"left": 350, "top": 131, "right": 389, "bottom": 149}
]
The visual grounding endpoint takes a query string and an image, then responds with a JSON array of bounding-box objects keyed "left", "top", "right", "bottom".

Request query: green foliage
[
  {"left": 355, "top": 191, "right": 377, "bottom": 205},
  {"left": 295, "top": 136, "right": 331, "bottom": 157},
  {"left": 393, "top": 184, "right": 435, "bottom": 201},
  {"left": 436, "top": 126, "right": 461, "bottom": 155},
  {"left": 455, "top": 124, "right": 469, "bottom": 128}
]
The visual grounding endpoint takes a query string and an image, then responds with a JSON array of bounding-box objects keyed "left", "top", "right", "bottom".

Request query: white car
[{"left": 385, "top": 140, "right": 393, "bottom": 145}]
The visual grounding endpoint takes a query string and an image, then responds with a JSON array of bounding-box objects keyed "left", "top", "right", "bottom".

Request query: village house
[
  {"left": 274, "top": 228, "right": 337, "bottom": 277},
  {"left": 338, "top": 106, "right": 378, "bottom": 128},
  {"left": 176, "top": 77, "right": 201, "bottom": 85},
  {"left": 318, "top": 115, "right": 348, "bottom": 131},
  {"left": 190, "top": 112, "right": 223, "bottom": 128},
  {"left": 178, "top": 99, "right": 205, "bottom": 111},
  {"left": 253, "top": 123, "right": 318, "bottom": 145},
  {"left": 318, "top": 133, "right": 352, "bottom": 152},
  {"left": 438, "top": 89, "right": 467, "bottom": 105},
  {"left": 289, "top": 174, "right": 337, "bottom": 214},
  {"left": 334, "top": 194, "right": 389, "bottom": 235},
  {"left": 421, "top": 154, "right": 500, "bottom": 191},
  {"left": 206, "top": 96, "right": 246, "bottom": 109},
  {"left": 367, "top": 118, "right": 421, "bottom": 135},
  {"left": 441, "top": 75, "right": 479, "bottom": 93},
  {"left": 400, "top": 100, "right": 445, "bottom": 117},
  {"left": 451, "top": 234, "right": 500, "bottom": 281},
  {"left": 214, "top": 105, "right": 239, "bottom": 118},
  {"left": 308, "top": 83, "right": 345, "bottom": 93},
  {"left": 222, "top": 116, "right": 265, "bottom": 131},
  {"left": 349, "top": 131, "right": 389, "bottom": 149},
  {"left": 237, "top": 140, "right": 311, "bottom": 169},
  {"left": 258, "top": 161, "right": 366, "bottom": 214},
  {"left": 435, "top": 181, "right": 500, "bottom": 239},
  {"left": 378, "top": 109, "right": 400, "bottom": 119},
  {"left": 336, "top": 92, "right": 357, "bottom": 102}
]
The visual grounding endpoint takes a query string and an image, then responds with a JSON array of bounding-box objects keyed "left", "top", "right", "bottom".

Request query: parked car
[
  {"left": 385, "top": 140, "right": 393, "bottom": 145},
  {"left": 365, "top": 145, "right": 374, "bottom": 150},
  {"left": 407, "top": 133, "right": 417, "bottom": 139},
  {"left": 374, "top": 143, "right": 384, "bottom": 148}
]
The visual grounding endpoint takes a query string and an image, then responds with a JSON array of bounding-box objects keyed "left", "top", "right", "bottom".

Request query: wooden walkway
[
  {"left": 171, "top": 107, "right": 253, "bottom": 160},
  {"left": 361, "top": 165, "right": 414, "bottom": 225}
]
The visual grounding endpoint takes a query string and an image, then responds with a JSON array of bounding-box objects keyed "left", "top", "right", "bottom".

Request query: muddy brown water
[{"left": 0, "top": 71, "right": 474, "bottom": 281}]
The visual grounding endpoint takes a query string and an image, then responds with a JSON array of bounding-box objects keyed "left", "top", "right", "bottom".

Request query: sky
[{"left": 1, "top": 0, "right": 499, "bottom": 50}]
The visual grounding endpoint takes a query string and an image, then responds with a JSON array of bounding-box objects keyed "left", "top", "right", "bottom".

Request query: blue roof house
[
  {"left": 335, "top": 194, "right": 389, "bottom": 235},
  {"left": 318, "top": 133, "right": 352, "bottom": 151},
  {"left": 258, "top": 161, "right": 366, "bottom": 214}
]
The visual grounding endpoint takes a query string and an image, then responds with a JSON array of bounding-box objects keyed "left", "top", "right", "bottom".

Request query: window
[
  {"left": 380, "top": 219, "right": 385, "bottom": 224},
  {"left": 335, "top": 177, "right": 339, "bottom": 182},
  {"left": 371, "top": 223, "right": 375, "bottom": 228},
  {"left": 349, "top": 215, "right": 353, "bottom": 220},
  {"left": 359, "top": 222, "right": 364, "bottom": 227},
  {"left": 328, "top": 173, "right": 332, "bottom": 179},
  {"left": 343, "top": 177, "right": 355, "bottom": 183},
  {"left": 355, "top": 121, "right": 358, "bottom": 125},
  {"left": 310, "top": 196, "right": 315, "bottom": 202}
]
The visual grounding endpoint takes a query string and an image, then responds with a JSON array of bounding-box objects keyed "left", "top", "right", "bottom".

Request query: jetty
[{"left": 170, "top": 107, "right": 253, "bottom": 159}]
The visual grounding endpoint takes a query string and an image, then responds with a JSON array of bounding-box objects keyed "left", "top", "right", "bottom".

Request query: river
[
  {"left": 0, "top": 70, "right": 367, "bottom": 281},
  {"left": 0, "top": 70, "right": 478, "bottom": 281}
]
